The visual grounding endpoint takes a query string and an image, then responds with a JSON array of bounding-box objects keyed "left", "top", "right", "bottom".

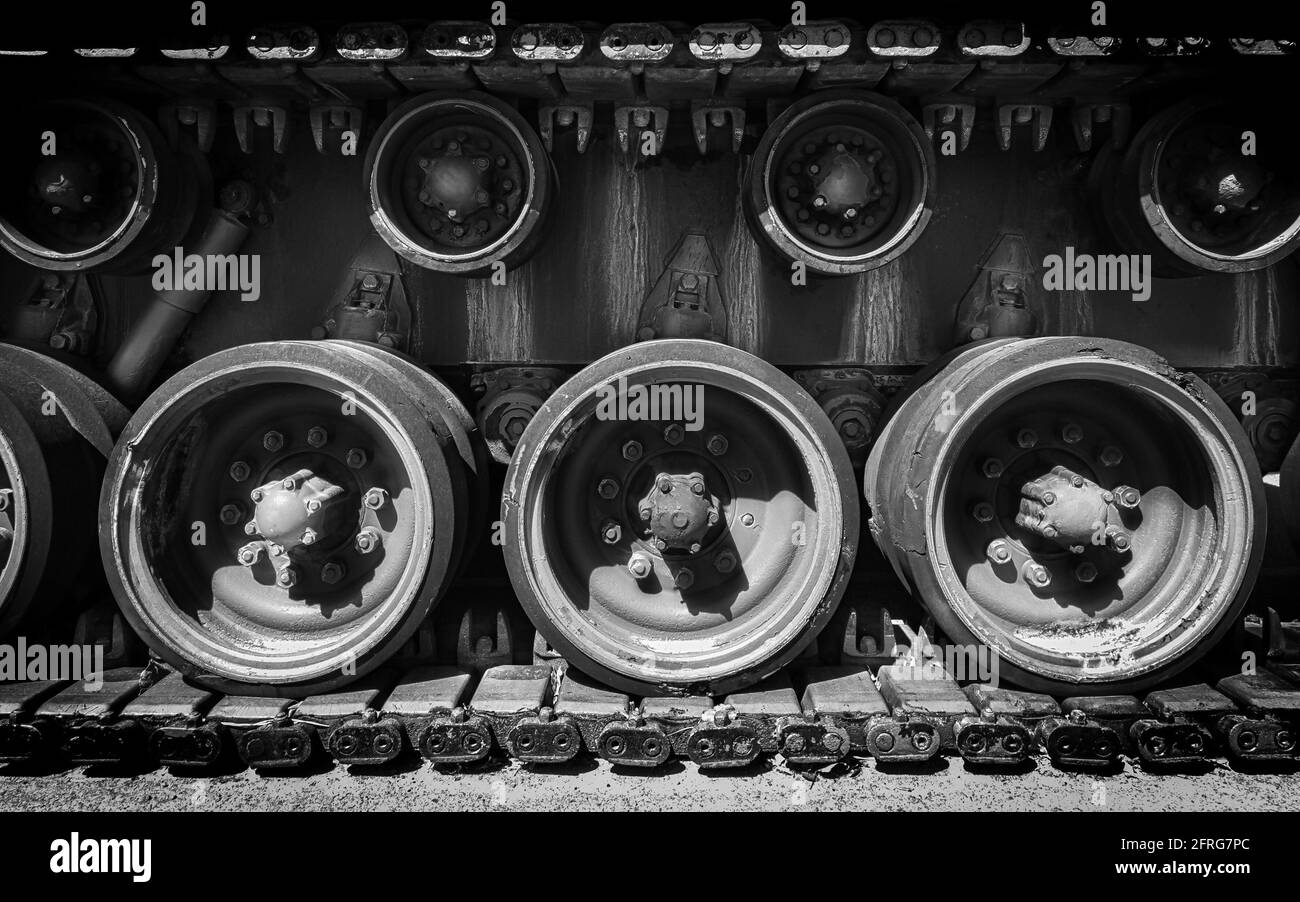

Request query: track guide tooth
[
  {"left": 122, "top": 671, "right": 225, "bottom": 768},
  {"left": 799, "top": 666, "right": 889, "bottom": 756},
  {"left": 298, "top": 672, "right": 401, "bottom": 767},
  {"left": 0, "top": 680, "right": 71, "bottom": 763},
  {"left": 213, "top": 697, "right": 314, "bottom": 770},
  {"left": 385, "top": 666, "right": 488, "bottom": 764},
  {"left": 473, "top": 665, "right": 579, "bottom": 763},
  {"left": 38, "top": 668, "right": 148, "bottom": 766},
  {"left": 1215, "top": 673, "right": 1300, "bottom": 761},
  {"left": 876, "top": 663, "right": 976, "bottom": 752}
]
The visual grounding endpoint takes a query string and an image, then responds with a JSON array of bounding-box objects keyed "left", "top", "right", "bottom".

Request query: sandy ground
[{"left": 2, "top": 753, "right": 1298, "bottom": 812}]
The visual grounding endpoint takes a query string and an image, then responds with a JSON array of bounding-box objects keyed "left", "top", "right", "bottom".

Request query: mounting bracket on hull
[
  {"left": 312, "top": 237, "right": 411, "bottom": 350},
  {"left": 952, "top": 233, "right": 1039, "bottom": 346},
  {"left": 635, "top": 232, "right": 728, "bottom": 343}
]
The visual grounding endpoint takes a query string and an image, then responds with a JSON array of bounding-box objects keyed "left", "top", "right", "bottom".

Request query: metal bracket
[
  {"left": 866, "top": 713, "right": 940, "bottom": 762},
  {"left": 635, "top": 231, "right": 728, "bottom": 343},
  {"left": 953, "top": 232, "right": 1038, "bottom": 346},
  {"left": 686, "top": 706, "right": 760, "bottom": 769},
  {"left": 615, "top": 105, "right": 669, "bottom": 157},
  {"left": 309, "top": 104, "right": 364, "bottom": 154},
  {"left": 996, "top": 102, "right": 1053, "bottom": 152},
  {"left": 690, "top": 101, "right": 746, "bottom": 155},
  {"left": 235, "top": 717, "right": 314, "bottom": 768},
  {"left": 160, "top": 99, "right": 217, "bottom": 153},
  {"left": 596, "top": 716, "right": 672, "bottom": 767},
  {"left": 1070, "top": 101, "right": 1131, "bottom": 152},
  {"left": 325, "top": 712, "right": 403, "bottom": 765},
  {"left": 416, "top": 709, "right": 492, "bottom": 763},
  {"left": 314, "top": 237, "right": 411, "bottom": 350},
  {"left": 955, "top": 713, "right": 1032, "bottom": 765},
  {"left": 506, "top": 708, "right": 581, "bottom": 762},
  {"left": 2, "top": 271, "right": 98, "bottom": 354},
  {"left": 455, "top": 605, "right": 516, "bottom": 672},
  {"left": 150, "top": 723, "right": 225, "bottom": 768},
  {"left": 1037, "top": 712, "right": 1122, "bottom": 769},
  {"left": 72, "top": 604, "right": 143, "bottom": 670},
  {"left": 233, "top": 104, "right": 290, "bottom": 154},
  {"left": 539, "top": 102, "right": 594, "bottom": 153},
  {"left": 921, "top": 99, "right": 976, "bottom": 154},
  {"left": 776, "top": 715, "right": 849, "bottom": 765},
  {"left": 471, "top": 367, "right": 566, "bottom": 465},
  {"left": 793, "top": 369, "right": 886, "bottom": 468}
]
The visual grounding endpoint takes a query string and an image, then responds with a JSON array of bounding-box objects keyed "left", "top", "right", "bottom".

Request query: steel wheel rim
[
  {"left": 504, "top": 340, "right": 858, "bottom": 692},
  {"left": 365, "top": 93, "right": 551, "bottom": 274},
  {"left": 747, "top": 91, "right": 934, "bottom": 275},
  {"left": 1136, "top": 97, "right": 1300, "bottom": 272},
  {"left": 101, "top": 343, "right": 459, "bottom": 688},
  {"left": 0, "top": 392, "right": 52, "bottom": 634},
  {"left": 0, "top": 99, "right": 163, "bottom": 270},
  {"left": 915, "top": 346, "right": 1261, "bottom": 687}
]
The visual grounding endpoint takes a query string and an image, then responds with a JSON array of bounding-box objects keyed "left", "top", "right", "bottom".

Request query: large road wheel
[
  {"left": 503, "top": 339, "right": 859, "bottom": 696},
  {"left": 866, "top": 336, "right": 1264, "bottom": 695}
]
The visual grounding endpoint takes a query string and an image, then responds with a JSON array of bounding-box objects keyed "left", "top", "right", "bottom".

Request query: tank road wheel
[
  {"left": 0, "top": 98, "right": 207, "bottom": 273},
  {"left": 503, "top": 339, "right": 859, "bottom": 696},
  {"left": 865, "top": 337, "right": 1264, "bottom": 695},
  {"left": 744, "top": 90, "right": 935, "bottom": 276},
  {"left": 99, "top": 341, "right": 483, "bottom": 695},
  {"left": 1091, "top": 96, "right": 1300, "bottom": 276},
  {"left": 364, "top": 92, "right": 553, "bottom": 276},
  {"left": 0, "top": 344, "right": 128, "bottom": 634}
]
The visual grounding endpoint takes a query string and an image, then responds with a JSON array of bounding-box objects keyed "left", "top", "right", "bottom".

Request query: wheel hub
[
  {"left": 248, "top": 468, "right": 347, "bottom": 552},
  {"left": 1015, "top": 464, "right": 1137, "bottom": 554},
  {"left": 417, "top": 145, "right": 493, "bottom": 222},
  {"left": 637, "top": 471, "right": 720, "bottom": 554},
  {"left": 777, "top": 126, "right": 898, "bottom": 248}
]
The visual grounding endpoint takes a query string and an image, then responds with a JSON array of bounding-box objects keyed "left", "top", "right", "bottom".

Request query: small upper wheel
[{"left": 364, "top": 92, "right": 554, "bottom": 276}]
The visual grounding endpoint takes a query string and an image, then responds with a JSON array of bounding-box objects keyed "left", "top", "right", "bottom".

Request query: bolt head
[
  {"left": 1016, "top": 429, "right": 1038, "bottom": 449},
  {"left": 1022, "top": 561, "right": 1051, "bottom": 588},
  {"left": 346, "top": 448, "right": 368, "bottom": 469},
  {"left": 982, "top": 458, "right": 1005, "bottom": 479},
  {"left": 1115, "top": 486, "right": 1141, "bottom": 509},
  {"left": 741, "top": 513, "right": 755, "bottom": 527},
  {"left": 663, "top": 424, "right": 684, "bottom": 445},
  {"left": 244, "top": 521, "right": 258, "bottom": 536},
  {"left": 302, "top": 528, "right": 318, "bottom": 546},
  {"left": 627, "top": 554, "right": 652, "bottom": 579},
  {"left": 250, "top": 488, "right": 264, "bottom": 503},
  {"left": 262, "top": 431, "right": 285, "bottom": 452},
  {"left": 972, "top": 502, "right": 995, "bottom": 524},
  {"left": 601, "top": 521, "right": 622, "bottom": 544},
  {"left": 706, "top": 434, "right": 729, "bottom": 456},
  {"left": 219, "top": 504, "right": 242, "bottom": 526},
  {"left": 320, "top": 562, "right": 345, "bottom": 585},
  {"left": 715, "top": 552, "right": 737, "bottom": 574},
  {"left": 621, "top": 440, "right": 643, "bottom": 461},
  {"left": 355, "top": 528, "right": 380, "bottom": 554},
  {"left": 1061, "top": 423, "right": 1083, "bottom": 444},
  {"left": 363, "top": 488, "right": 389, "bottom": 510},
  {"left": 1075, "top": 562, "right": 1098, "bottom": 583},
  {"left": 656, "top": 476, "right": 672, "bottom": 494},
  {"left": 229, "top": 461, "right": 251, "bottom": 482},
  {"left": 597, "top": 478, "right": 620, "bottom": 500},
  {"left": 307, "top": 427, "right": 329, "bottom": 448},
  {"left": 237, "top": 544, "right": 262, "bottom": 567},
  {"left": 675, "top": 568, "right": 695, "bottom": 590},
  {"left": 277, "top": 567, "right": 298, "bottom": 588},
  {"left": 986, "top": 539, "right": 1012, "bottom": 565}
]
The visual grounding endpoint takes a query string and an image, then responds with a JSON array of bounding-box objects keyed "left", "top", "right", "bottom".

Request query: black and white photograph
[{"left": 0, "top": 0, "right": 1297, "bottom": 887}]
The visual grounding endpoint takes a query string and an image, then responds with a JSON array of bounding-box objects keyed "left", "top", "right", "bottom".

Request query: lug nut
[
  {"left": 229, "top": 461, "right": 251, "bottom": 482},
  {"left": 355, "top": 527, "right": 381, "bottom": 554},
  {"left": 1113, "top": 486, "right": 1141, "bottom": 509},
  {"left": 237, "top": 543, "right": 263, "bottom": 567},
  {"left": 1016, "top": 428, "right": 1038, "bottom": 449},
  {"left": 706, "top": 434, "right": 729, "bottom": 456},
  {"left": 244, "top": 521, "right": 258, "bottom": 536},
  {"left": 262, "top": 430, "right": 285, "bottom": 452},
  {"left": 1074, "top": 562, "right": 1098, "bottom": 583},
  {"left": 714, "top": 550, "right": 737, "bottom": 574},
  {"left": 971, "top": 502, "right": 995, "bottom": 523},
  {"left": 621, "top": 440, "right": 643, "bottom": 461},
  {"left": 282, "top": 475, "right": 300, "bottom": 491},
  {"left": 627, "top": 553, "right": 652, "bottom": 580},
  {"left": 346, "top": 448, "right": 368, "bottom": 469},
  {"left": 363, "top": 487, "right": 389, "bottom": 510},
  {"left": 663, "top": 424, "right": 684, "bottom": 445},
  {"left": 656, "top": 476, "right": 672, "bottom": 494},
  {"left": 597, "top": 477, "right": 620, "bottom": 500},
  {"left": 307, "top": 426, "right": 329, "bottom": 448},
  {"left": 600, "top": 520, "right": 622, "bottom": 544},
  {"left": 276, "top": 566, "right": 299, "bottom": 589},
  {"left": 320, "top": 562, "right": 346, "bottom": 585},
  {"left": 1022, "top": 561, "right": 1051, "bottom": 589},
  {"left": 690, "top": 481, "right": 705, "bottom": 496},
  {"left": 981, "top": 457, "right": 1005, "bottom": 478},
  {"left": 675, "top": 567, "right": 695, "bottom": 590},
  {"left": 986, "top": 539, "right": 1012, "bottom": 565},
  {"left": 219, "top": 504, "right": 242, "bottom": 526},
  {"left": 250, "top": 488, "right": 265, "bottom": 503},
  {"left": 301, "top": 528, "right": 318, "bottom": 546},
  {"left": 1060, "top": 423, "right": 1083, "bottom": 444}
]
